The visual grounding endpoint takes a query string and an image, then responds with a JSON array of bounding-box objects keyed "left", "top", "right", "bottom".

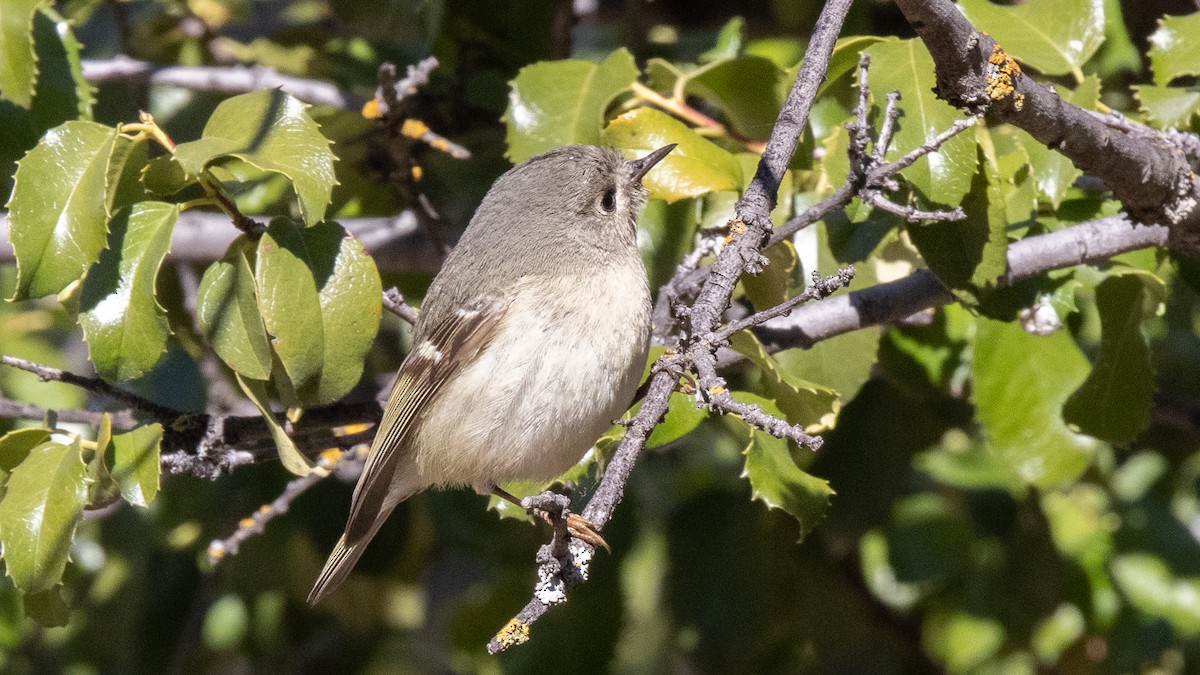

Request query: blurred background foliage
[{"left": 1, "top": 0, "right": 1200, "bottom": 672}]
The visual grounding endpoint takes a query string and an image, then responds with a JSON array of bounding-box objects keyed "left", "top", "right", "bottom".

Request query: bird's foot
[{"left": 518, "top": 490, "right": 610, "bottom": 553}]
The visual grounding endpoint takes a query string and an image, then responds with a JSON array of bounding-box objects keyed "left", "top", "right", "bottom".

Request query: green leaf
[
  {"left": 645, "top": 392, "right": 707, "bottom": 449},
  {"left": 741, "top": 240, "right": 797, "bottom": 312},
  {"left": 1017, "top": 76, "right": 1101, "bottom": 208},
  {"left": 21, "top": 586, "right": 69, "bottom": 627},
  {"left": 254, "top": 219, "right": 382, "bottom": 406},
  {"left": 864, "top": 39, "right": 977, "bottom": 206},
  {"left": 1112, "top": 553, "right": 1200, "bottom": 637},
  {"left": 774, "top": 326, "right": 881, "bottom": 404},
  {"left": 34, "top": 7, "right": 92, "bottom": 121},
  {"left": 0, "top": 439, "right": 89, "bottom": 593},
  {"left": 1148, "top": 13, "right": 1200, "bottom": 87},
  {"left": 488, "top": 450, "right": 599, "bottom": 522},
  {"left": 735, "top": 392, "right": 834, "bottom": 541},
  {"left": 1133, "top": 85, "right": 1200, "bottom": 130},
  {"left": 959, "top": 0, "right": 1105, "bottom": 76},
  {"left": 1063, "top": 273, "right": 1161, "bottom": 443},
  {"left": 197, "top": 238, "right": 274, "bottom": 381},
  {"left": 78, "top": 202, "right": 179, "bottom": 381},
  {"left": 140, "top": 155, "right": 193, "bottom": 196},
  {"left": 85, "top": 412, "right": 119, "bottom": 504},
  {"left": 698, "top": 16, "right": 745, "bottom": 63},
  {"left": 0, "top": 0, "right": 47, "bottom": 108},
  {"left": 913, "top": 430, "right": 1020, "bottom": 493},
  {"left": 7, "top": 121, "right": 138, "bottom": 300},
  {"left": 504, "top": 48, "right": 638, "bottom": 162},
  {"left": 0, "top": 428, "right": 50, "bottom": 471},
  {"left": 603, "top": 107, "right": 742, "bottom": 203},
  {"left": 973, "top": 317, "right": 1099, "bottom": 488},
  {"left": 649, "top": 56, "right": 786, "bottom": 142},
  {"left": 235, "top": 374, "right": 317, "bottom": 477},
  {"left": 908, "top": 132, "right": 1008, "bottom": 300},
  {"left": 110, "top": 423, "right": 162, "bottom": 507},
  {"left": 172, "top": 90, "right": 336, "bottom": 226},
  {"left": 728, "top": 330, "right": 840, "bottom": 433}
]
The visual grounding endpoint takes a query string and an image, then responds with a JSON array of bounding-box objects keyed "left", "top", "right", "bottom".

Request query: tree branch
[
  {"left": 891, "top": 0, "right": 1200, "bottom": 254},
  {"left": 0, "top": 210, "right": 442, "bottom": 275},
  {"left": 81, "top": 56, "right": 367, "bottom": 110},
  {"left": 487, "top": 0, "right": 858, "bottom": 653}
]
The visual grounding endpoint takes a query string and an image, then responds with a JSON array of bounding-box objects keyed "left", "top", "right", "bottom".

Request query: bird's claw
[{"left": 565, "top": 513, "right": 610, "bottom": 553}]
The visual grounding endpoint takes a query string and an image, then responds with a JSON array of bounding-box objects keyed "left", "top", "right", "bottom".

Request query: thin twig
[
  {"left": 713, "top": 268, "right": 856, "bottom": 341},
  {"left": 0, "top": 355, "right": 180, "bottom": 420},
  {"left": 382, "top": 288, "right": 420, "bottom": 325}
]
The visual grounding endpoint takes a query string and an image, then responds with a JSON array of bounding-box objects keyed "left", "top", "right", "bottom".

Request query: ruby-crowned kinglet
[{"left": 308, "top": 144, "right": 675, "bottom": 604}]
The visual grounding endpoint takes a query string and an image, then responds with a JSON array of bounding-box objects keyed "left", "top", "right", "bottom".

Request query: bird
[{"left": 308, "top": 143, "right": 676, "bottom": 604}]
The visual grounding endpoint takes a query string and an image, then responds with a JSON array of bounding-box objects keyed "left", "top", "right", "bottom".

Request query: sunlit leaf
[
  {"left": 1148, "top": 12, "right": 1200, "bottom": 87},
  {"left": 603, "top": 107, "right": 742, "bottom": 203},
  {"left": 728, "top": 330, "right": 840, "bottom": 433},
  {"left": 1112, "top": 554, "right": 1200, "bottom": 637},
  {"left": 504, "top": 48, "right": 638, "bottom": 162},
  {"left": 171, "top": 90, "right": 336, "bottom": 225},
  {"left": 1133, "top": 85, "right": 1200, "bottom": 130},
  {"left": 254, "top": 218, "right": 382, "bottom": 406},
  {"left": 864, "top": 39, "right": 977, "bottom": 206},
  {"left": 111, "top": 423, "right": 162, "bottom": 507},
  {"left": 0, "top": 428, "right": 50, "bottom": 471},
  {"left": 734, "top": 393, "right": 834, "bottom": 541},
  {"left": 196, "top": 238, "right": 273, "bottom": 381},
  {"left": 959, "top": 0, "right": 1105, "bottom": 76},
  {"left": 0, "top": 0, "right": 47, "bottom": 108},
  {"left": 0, "top": 439, "right": 89, "bottom": 593},
  {"left": 78, "top": 202, "right": 179, "bottom": 381},
  {"left": 973, "top": 317, "right": 1100, "bottom": 488},
  {"left": 7, "top": 121, "right": 138, "bottom": 300}
]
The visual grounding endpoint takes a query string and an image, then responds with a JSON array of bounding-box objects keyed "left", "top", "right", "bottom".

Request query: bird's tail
[{"left": 307, "top": 514, "right": 388, "bottom": 605}]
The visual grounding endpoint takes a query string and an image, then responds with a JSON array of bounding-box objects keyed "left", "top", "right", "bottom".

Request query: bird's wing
[{"left": 343, "top": 296, "right": 508, "bottom": 544}]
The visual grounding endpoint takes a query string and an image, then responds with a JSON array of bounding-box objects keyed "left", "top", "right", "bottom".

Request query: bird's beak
[{"left": 628, "top": 144, "right": 676, "bottom": 183}]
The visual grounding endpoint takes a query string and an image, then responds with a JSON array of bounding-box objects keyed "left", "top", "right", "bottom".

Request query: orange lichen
[{"left": 985, "top": 44, "right": 1022, "bottom": 103}]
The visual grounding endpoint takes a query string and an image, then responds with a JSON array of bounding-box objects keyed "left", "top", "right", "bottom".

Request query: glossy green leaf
[
  {"left": 78, "top": 202, "right": 179, "bottom": 381},
  {"left": 0, "top": 439, "right": 89, "bottom": 593},
  {"left": 171, "top": 90, "right": 336, "bottom": 226},
  {"left": 959, "top": 0, "right": 1105, "bottom": 76},
  {"left": 0, "top": 428, "right": 50, "bottom": 472},
  {"left": 0, "top": 0, "right": 46, "bottom": 108},
  {"left": 1148, "top": 13, "right": 1200, "bottom": 87},
  {"left": 236, "top": 373, "right": 317, "bottom": 477},
  {"left": 728, "top": 330, "right": 840, "bottom": 433},
  {"left": 110, "top": 423, "right": 162, "bottom": 507},
  {"left": 35, "top": 7, "right": 92, "bottom": 121},
  {"left": 1063, "top": 274, "right": 1161, "bottom": 443},
  {"left": 255, "top": 219, "right": 382, "bottom": 406},
  {"left": 864, "top": 39, "right": 977, "bottom": 206},
  {"left": 197, "top": 238, "right": 273, "bottom": 381},
  {"left": 603, "top": 107, "right": 742, "bottom": 203},
  {"left": 1112, "top": 554, "right": 1200, "bottom": 637},
  {"left": 1133, "top": 85, "right": 1200, "bottom": 130},
  {"left": 504, "top": 48, "right": 638, "bottom": 162},
  {"left": 735, "top": 392, "right": 834, "bottom": 541},
  {"left": 973, "top": 317, "right": 1099, "bottom": 488},
  {"left": 1018, "top": 76, "right": 1100, "bottom": 208},
  {"left": 7, "top": 121, "right": 137, "bottom": 300}
]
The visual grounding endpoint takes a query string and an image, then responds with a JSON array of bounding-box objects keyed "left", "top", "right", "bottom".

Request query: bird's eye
[{"left": 599, "top": 188, "right": 617, "bottom": 213}]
